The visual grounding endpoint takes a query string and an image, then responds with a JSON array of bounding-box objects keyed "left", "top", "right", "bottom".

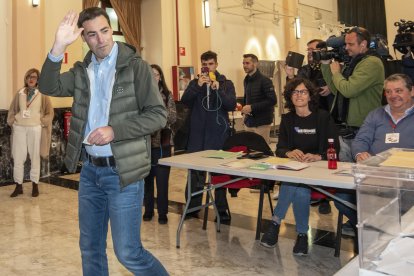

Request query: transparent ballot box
[{"left": 353, "top": 148, "right": 414, "bottom": 275}]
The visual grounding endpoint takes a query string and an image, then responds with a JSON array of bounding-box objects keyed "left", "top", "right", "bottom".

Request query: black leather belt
[{"left": 85, "top": 152, "right": 116, "bottom": 167}]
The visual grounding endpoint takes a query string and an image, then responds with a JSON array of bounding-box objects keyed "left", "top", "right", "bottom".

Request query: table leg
[{"left": 176, "top": 171, "right": 193, "bottom": 248}]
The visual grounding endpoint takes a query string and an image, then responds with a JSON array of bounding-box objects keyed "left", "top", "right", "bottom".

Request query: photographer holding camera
[
  {"left": 286, "top": 39, "right": 335, "bottom": 112},
  {"left": 181, "top": 50, "right": 237, "bottom": 221},
  {"left": 321, "top": 27, "right": 384, "bottom": 162}
]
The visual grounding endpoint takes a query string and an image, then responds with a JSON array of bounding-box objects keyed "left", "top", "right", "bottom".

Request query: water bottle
[{"left": 327, "top": 138, "right": 337, "bottom": 170}]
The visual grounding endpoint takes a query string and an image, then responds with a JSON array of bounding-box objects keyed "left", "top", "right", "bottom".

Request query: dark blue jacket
[
  {"left": 243, "top": 69, "right": 277, "bottom": 127},
  {"left": 181, "top": 71, "right": 236, "bottom": 152}
]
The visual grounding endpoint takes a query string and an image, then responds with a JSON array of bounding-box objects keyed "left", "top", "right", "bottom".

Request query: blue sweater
[{"left": 352, "top": 105, "right": 414, "bottom": 158}]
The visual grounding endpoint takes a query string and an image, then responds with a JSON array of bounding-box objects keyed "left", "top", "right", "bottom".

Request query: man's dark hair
[
  {"left": 243, "top": 53, "right": 259, "bottom": 63},
  {"left": 77, "top": 7, "right": 111, "bottom": 28},
  {"left": 200, "top": 51, "right": 218, "bottom": 62},
  {"left": 385, "top": 73, "right": 413, "bottom": 91},
  {"left": 283, "top": 77, "right": 319, "bottom": 112},
  {"left": 307, "top": 39, "right": 323, "bottom": 46},
  {"left": 347, "top": 27, "right": 371, "bottom": 45}
]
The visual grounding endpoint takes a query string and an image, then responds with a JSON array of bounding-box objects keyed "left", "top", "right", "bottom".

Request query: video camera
[
  {"left": 313, "top": 30, "right": 390, "bottom": 62},
  {"left": 393, "top": 19, "right": 414, "bottom": 54},
  {"left": 312, "top": 35, "right": 348, "bottom": 63}
]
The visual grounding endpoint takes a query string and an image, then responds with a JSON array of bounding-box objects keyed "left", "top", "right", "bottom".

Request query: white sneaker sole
[{"left": 260, "top": 241, "right": 277, "bottom": 248}]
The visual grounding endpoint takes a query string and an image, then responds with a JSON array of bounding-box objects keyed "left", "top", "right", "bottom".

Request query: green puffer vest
[{"left": 39, "top": 42, "right": 167, "bottom": 187}]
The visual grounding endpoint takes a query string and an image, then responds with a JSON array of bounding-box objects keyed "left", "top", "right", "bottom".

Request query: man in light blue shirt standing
[{"left": 39, "top": 8, "right": 168, "bottom": 275}]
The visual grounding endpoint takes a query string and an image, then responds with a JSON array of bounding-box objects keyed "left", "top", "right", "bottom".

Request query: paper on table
[
  {"left": 204, "top": 150, "right": 243, "bottom": 159},
  {"left": 262, "top": 157, "right": 291, "bottom": 165},
  {"left": 261, "top": 157, "right": 309, "bottom": 171},
  {"left": 221, "top": 159, "right": 257, "bottom": 169},
  {"left": 380, "top": 151, "right": 414, "bottom": 169}
]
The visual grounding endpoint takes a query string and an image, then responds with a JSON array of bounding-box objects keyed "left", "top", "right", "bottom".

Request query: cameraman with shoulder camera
[
  {"left": 321, "top": 27, "right": 384, "bottom": 162},
  {"left": 321, "top": 27, "right": 384, "bottom": 238}
]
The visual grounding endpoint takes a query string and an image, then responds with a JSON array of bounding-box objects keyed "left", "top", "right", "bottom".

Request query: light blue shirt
[
  {"left": 384, "top": 104, "right": 414, "bottom": 124},
  {"left": 48, "top": 43, "right": 118, "bottom": 157}
]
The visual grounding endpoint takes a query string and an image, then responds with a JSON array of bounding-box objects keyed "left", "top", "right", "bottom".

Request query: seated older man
[{"left": 334, "top": 73, "right": 414, "bottom": 235}]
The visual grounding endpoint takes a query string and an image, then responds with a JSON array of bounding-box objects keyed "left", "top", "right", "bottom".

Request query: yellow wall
[
  {"left": 0, "top": 0, "right": 12, "bottom": 110},
  {"left": 1, "top": 0, "right": 81, "bottom": 110},
  {"left": 42, "top": 0, "right": 83, "bottom": 108}
]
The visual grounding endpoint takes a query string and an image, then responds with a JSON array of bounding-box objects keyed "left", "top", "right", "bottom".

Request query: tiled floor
[{"left": 0, "top": 166, "right": 356, "bottom": 275}]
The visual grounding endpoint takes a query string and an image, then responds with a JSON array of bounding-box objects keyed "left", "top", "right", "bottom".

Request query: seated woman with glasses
[{"left": 260, "top": 77, "right": 339, "bottom": 256}]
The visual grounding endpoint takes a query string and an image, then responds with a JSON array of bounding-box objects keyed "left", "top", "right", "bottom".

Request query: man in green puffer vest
[{"left": 38, "top": 8, "right": 168, "bottom": 276}]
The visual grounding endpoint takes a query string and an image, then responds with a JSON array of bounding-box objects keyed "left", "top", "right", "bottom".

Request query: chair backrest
[{"left": 222, "top": 131, "right": 274, "bottom": 156}]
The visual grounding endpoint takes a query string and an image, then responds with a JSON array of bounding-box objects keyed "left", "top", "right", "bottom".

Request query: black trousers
[
  {"left": 144, "top": 146, "right": 171, "bottom": 216},
  {"left": 185, "top": 170, "right": 228, "bottom": 213}
]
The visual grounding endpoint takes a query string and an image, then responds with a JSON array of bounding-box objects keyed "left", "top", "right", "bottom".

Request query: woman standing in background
[
  {"left": 143, "top": 64, "right": 177, "bottom": 224},
  {"left": 7, "top": 68, "right": 54, "bottom": 197}
]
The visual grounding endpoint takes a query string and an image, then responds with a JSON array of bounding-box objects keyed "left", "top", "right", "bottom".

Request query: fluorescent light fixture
[
  {"left": 32, "top": 0, "right": 40, "bottom": 7},
  {"left": 295, "top": 17, "right": 301, "bottom": 39},
  {"left": 202, "top": 0, "right": 211, "bottom": 28}
]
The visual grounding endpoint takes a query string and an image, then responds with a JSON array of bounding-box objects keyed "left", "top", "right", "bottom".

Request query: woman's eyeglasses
[{"left": 291, "top": 89, "right": 309, "bottom": 96}]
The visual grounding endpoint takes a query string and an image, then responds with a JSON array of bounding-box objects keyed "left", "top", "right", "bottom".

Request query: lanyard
[
  {"left": 389, "top": 119, "right": 397, "bottom": 133},
  {"left": 26, "top": 93, "right": 38, "bottom": 109}
]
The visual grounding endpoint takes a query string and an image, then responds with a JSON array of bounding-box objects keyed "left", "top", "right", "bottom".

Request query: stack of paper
[{"left": 380, "top": 151, "right": 414, "bottom": 169}]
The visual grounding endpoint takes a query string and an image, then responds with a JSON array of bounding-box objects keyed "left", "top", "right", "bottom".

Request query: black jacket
[
  {"left": 276, "top": 109, "right": 340, "bottom": 160},
  {"left": 181, "top": 71, "right": 236, "bottom": 152},
  {"left": 243, "top": 70, "right": 277, "bottom": 127}
]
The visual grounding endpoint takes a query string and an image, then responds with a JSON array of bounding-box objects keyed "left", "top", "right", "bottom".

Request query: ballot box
[{"left": 353, "top": 148, "right": 414, "bottom": 276}]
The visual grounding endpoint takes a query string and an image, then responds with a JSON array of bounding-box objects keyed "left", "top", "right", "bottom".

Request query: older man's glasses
[{"left": 291, "top": 89, "right": 309, "bottom": 96}]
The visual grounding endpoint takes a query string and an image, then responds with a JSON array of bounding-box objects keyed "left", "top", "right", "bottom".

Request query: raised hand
[{"left": 51, "top": 11, "right": 84, "bottom": 57}]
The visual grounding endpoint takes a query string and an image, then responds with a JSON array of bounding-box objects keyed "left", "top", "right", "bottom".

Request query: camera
[
  {"left": 313, "top": 30, "right": 390, "bottom": 62},
  {"left": 312, "top": 35, "right": 348, "bottom": 63},
  {"left": 393, "top": 19, "right": 414, "bottom": 54},
  {"left": 201, "top": 66, "right": 209, "bottom": 75}
]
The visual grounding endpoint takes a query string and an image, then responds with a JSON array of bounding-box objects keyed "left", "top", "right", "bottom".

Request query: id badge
[
  {"left": 385, "top": 133, "right": 399, "bottom": 144},
  {"left": 22, "top": 109, "right": 31, "bottom": 118}
]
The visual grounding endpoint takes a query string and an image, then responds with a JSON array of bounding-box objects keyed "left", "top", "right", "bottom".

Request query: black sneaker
[
  {"left": 318, "top": 199, "right": 331, "bottom": 214},
  {"left": 260, "top": 222, "right": 280, "bottom": 248},
  {"left": 293, "top": 233, "right": 308, "bottom": 256}
]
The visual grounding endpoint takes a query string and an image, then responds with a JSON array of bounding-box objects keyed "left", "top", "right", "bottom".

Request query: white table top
[{"left": 159, "top": 150, "right": 355, "bottom": 190}]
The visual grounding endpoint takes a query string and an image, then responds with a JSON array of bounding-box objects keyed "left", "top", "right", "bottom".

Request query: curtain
[
  {"left": 110, "top": 0, "right": 142, "bottom": 53},
  {"left": 337, "top": 0, "right": 387, "bottom": 37},
  {"left": 83, "top": 0, "right": 100, "bottom": 9}
]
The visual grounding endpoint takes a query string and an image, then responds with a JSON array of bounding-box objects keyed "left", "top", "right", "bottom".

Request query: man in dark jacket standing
[
  {"left": 38, "top": 8, "right": 168, "bottom": 275},
  {"left": 242, "top": 54, "right": 277, "bottom": 144},
  {"left": 181, "top": 51, "right": 237, "bottom": 221}
]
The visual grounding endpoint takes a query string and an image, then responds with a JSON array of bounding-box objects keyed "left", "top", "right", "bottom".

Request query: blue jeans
[
  {"left": 79, "top": 161, "right": 168, "bottom": 276},
  {"left": 273, "top": 182, "right": 311, "bottom": 234},
  {"left": 333, "top": 190, "right": 357, "bottom": 226}
]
